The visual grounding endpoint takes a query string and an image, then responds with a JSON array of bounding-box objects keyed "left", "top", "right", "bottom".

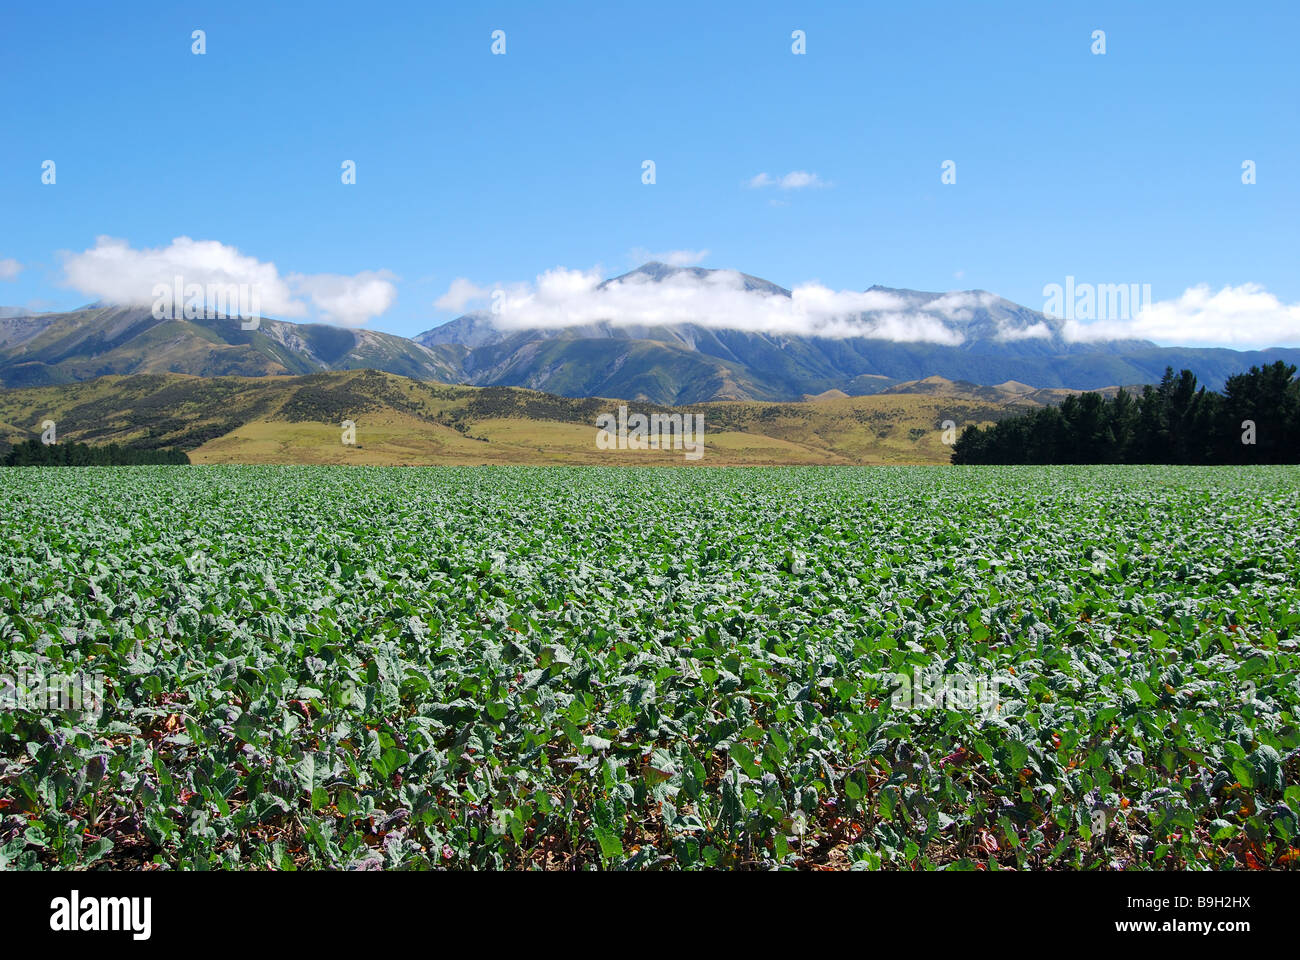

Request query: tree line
[
  {"left": 951, "top": 361, "right": 1299, "bottom": 464},
  {"left": 3, "top": 440, "right": 191, "bottom": 466}
]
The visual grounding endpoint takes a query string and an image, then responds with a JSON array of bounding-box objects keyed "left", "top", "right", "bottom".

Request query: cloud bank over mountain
[
  {"left": 8, "top": 259, "right": 1300, "bottom": 404},
  {"left": 37, "top": 236, "right": 1300, "bottom": 349},
  {"left": 431, "top": 264, "right": 1300, "bottom": 349},
  {"left": 434, "top": 266, "right": 1003, "bottom": 344}
]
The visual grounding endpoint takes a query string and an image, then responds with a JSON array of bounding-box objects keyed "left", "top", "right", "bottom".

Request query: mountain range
[
  {"left": 3, "top": 263, "right": 1297, "bottom": 404},
  {"left": 0, "top": 304, "right": 463, "bottom": 388}
]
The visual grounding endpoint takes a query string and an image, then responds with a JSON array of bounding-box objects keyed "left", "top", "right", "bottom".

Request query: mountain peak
[
  {"left": 604, "top": 262, "right": 792, "bottom": 298},
  {"left": 611, "top": 261, "right": 706, "bottom": 284},
  {"left": 630, "top": 260, "right": 676, "bottom": 273}
]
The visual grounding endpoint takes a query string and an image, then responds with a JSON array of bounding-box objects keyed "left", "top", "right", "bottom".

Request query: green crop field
[{"left": 1, "top": 465, "right": 1298, "bottom": 871}]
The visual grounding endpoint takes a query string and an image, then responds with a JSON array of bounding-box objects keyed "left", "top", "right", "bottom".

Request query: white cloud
[
  {"left": 434, "top": 277, "right": 491, "bottom": 311},
  {"left": 747, "top": 170, "right": 830, "bottom": 190},
  {"left": 925, "top": 291, "right": 1000, "bottom": 322},
  {"left": 59, "top": 236, "right": 397, "bottom": 327},
  {"left": 628, "top": 248, "right": 710, "bottom": 267},
  {"left": 997, "top": 321, "right": 1053, "bottom": 342},
  {"left": 0, "top": 258, "right": 22, "bottom": 280},
  {"left": 62, "top": 236, "right": 300, "bottom": 316},
  {"left": 779, "top": 171, "right": 826, "bottom": 189},
  {"left": 290, "top": 270, "right": 398, "bottom": 328},
  {"left": 1064, "top": 283, "right": 1300, "bottom": 347},
  {"left": 448, "top": 266, "right": 968, "bottom": 343}
]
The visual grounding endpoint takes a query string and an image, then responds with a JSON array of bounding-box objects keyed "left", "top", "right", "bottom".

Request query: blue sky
[{"left": 2, "top": 1, "right": 1297, "bottom": 344}]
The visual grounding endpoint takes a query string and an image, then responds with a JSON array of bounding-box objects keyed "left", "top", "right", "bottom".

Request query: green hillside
[{"left": 0, "top": 370, "right": 1097, "bottom": 466}]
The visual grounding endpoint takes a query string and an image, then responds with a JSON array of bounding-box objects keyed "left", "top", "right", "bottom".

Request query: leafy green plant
[{"left": 1, "top": 465, "right": 1297, "bottom": 870}]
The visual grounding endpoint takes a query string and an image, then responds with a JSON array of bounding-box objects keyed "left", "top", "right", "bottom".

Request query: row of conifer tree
[{"left": 951, "top": 362, "right": 1299, "bottom": 464}]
